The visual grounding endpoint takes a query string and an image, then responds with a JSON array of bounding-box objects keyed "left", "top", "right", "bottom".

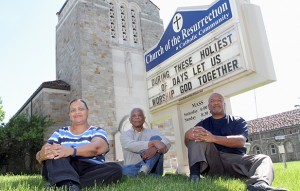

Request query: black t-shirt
[{"left": 195, "top": 114, "right": 248, "bottom": 155}]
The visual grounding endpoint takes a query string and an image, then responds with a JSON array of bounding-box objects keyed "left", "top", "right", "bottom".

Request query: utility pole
[{"left": 254, "top": 89, "right": 264, "bottom": 154}]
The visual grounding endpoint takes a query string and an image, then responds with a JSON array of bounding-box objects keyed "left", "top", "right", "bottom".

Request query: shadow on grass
[
  {"left": 0, "top": 173, "right": 247, "bottom": 191},
  {"left": 89, "top": 174, "right": 246, "bottom": 191}
]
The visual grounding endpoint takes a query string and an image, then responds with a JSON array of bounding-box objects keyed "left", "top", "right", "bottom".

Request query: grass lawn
[{"left": 0, "top": 161, "right": 298, "bottom": 191}]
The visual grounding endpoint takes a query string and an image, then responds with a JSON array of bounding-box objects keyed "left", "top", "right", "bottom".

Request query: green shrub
[{"left": 0, "top": 114, "right": 53, "bottom": 174}]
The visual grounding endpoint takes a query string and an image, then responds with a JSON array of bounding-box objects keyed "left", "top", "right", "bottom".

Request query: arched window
[
  {"left": 130, "top": 8, "right": 138, "bottom": 44},
  {"left": 109, "top": 1, "right": 141, "bottom": 46},
  {"left": 109, "top": 2, "right": 117, "bottom": 39},
  {"left": 285, "top": 142, "right": 294, "bottom": 153},
  {"left": 120, "top": 5, "right": 128, "bottom": 41},
  {"left": 253, "top": 146, "right": 261, "bottom": 154}
]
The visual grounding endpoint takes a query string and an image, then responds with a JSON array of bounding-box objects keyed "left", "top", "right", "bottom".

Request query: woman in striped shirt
[{"left": 36, "top": 99, "right": 122, "bottom": 191}]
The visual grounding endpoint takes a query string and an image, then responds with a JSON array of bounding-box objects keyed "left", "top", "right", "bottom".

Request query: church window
[
  {"left": 131, "top": 8, "right": 138, "bottom": 44},
  {"left": 269, "top": 144, "right": 277, "bottom": 155},
  {"left": 109, "top": 1, "right": 141, "bottom": 46},
  {"left": 254, "top": 146, "right": 261, "bottom": 154},
  {"left": 120, "top": 5, "right": 128, "bottom": 41},
  {"left": 109, "top": 2, "right": 116, "bottom": 39}
]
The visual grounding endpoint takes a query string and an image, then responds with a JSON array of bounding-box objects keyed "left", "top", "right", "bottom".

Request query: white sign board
[
  {"left": 145, "top": 0, "right": 275, "bottom": 111},
  {"left": 179, "top": 94, "right": 211, "bottom": 131},
  {"left": 278, "top": 145, "right": 285, "bottom": 154},
  {"left": 147, "top": 26, "right": 248, "bottom": 109},
  {"left": 144, "top": 0, "right": 276, "bottom": 173},
  {"left": 275, "top": 135, "right": 285, "bottom": 141}
]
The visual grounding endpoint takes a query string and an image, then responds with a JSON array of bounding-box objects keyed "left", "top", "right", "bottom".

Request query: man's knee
[
  {"left": 188, "top": 140, "right": 207, "bottom": 149},
  {"left": 150, "top": 135, "right": 162, "bottom": 141},
  {"left": 256, "top": 154, "right": 272, "bottom": 163}
]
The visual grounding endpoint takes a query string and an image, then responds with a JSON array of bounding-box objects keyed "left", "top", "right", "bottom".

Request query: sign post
[
  {"left": 275, "top": 136, "right": 287, "bottom": 168},
  {"left": 144, "top": 0, "right": 276, "bottom": 173}
]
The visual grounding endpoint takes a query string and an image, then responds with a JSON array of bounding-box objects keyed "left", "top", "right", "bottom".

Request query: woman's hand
[
  {"left": 38, "top": 143, "right": 56, "bottom": 162},
  {"left": 51, "top": 143, "right": 74, "bottom": 159},
  {"left": 38, "top": 143, "right": 73, "bottom": 161}
]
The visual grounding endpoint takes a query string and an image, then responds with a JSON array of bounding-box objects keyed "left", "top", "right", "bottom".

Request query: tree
[
  {"left": 0, "top": 114, "right": 54, "bottom": 173},
  {"left": 0, "top": 97, "right": 5, "bottom": 123}
]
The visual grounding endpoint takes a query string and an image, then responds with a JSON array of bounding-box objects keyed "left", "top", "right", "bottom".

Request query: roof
[
  {"left": 40, "top": 80, "right": 70, "bottom": 90},
  {"left": 247, "top": 109, "right": 300, "bottom": 134},
  {"left": 14, "top": 80, "right": 70, "bottom": 117}
]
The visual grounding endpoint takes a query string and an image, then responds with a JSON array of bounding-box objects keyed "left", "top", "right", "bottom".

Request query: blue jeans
[{"left": 122, "top": 135, "right": 164, "bottom": 176}]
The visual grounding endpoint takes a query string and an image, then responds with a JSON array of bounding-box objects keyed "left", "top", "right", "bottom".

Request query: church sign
[
  {"left": 145, "top": 0, "right": 271, "bottom": 110},
  {"left": 145, "top": 0, "right": 275, "bottom": 173},
  {"left": 147, "top": 27, "right": 244, "bottom": 108},
  {"left": 145, "top": 0, "right": 232, "bottom": 72}
]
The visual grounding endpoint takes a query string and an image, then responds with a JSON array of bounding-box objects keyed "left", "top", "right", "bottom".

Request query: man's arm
[
  {"left": 208, "top": 134, "right": 246, "bottom": 148},
  {"left": 148, "top": 129, "right": 171, "bottom": 153},
  {"left": 120, "top": 131, "right": 148, "bottom": 153},
  {"left": 184, "top": 128, "right": 194, "bottom": 147},
  {"left": 148, "top": 140, "right": 168, "bottom": 153},
  {"left": 185, "top": 126, "right": 246, "bottom": 148}
]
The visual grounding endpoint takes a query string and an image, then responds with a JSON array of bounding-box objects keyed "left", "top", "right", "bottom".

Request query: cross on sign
[{"left": 173, "top": 13, "right": 183, "bottom": 32}]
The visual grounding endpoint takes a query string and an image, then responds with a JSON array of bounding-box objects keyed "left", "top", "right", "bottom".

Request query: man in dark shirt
[{"left": 184, "top": 93, "right": 287, "bottom": 191}]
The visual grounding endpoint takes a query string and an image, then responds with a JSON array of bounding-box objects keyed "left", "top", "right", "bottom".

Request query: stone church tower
[{"left": 55, "top": 0, "right": 164, "bottom": 160}]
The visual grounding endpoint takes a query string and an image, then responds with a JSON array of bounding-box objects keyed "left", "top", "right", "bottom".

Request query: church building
[
  {"left": 15, "top": 0, "right": 176, "bottom": 162},
  {"left": 14, "top": 0, "right": 300, "bottom": 173}
]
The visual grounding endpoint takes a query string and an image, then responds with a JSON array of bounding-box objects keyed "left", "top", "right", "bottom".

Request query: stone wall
[
  {"left": 248, "top": 125, "right": 300, "bottom": 163},
  {"left": 19, "top": 88, "right": 70, "bottom": 139},
  {"left": 55, "top": 0, "right": 164, "bottom": 160}
]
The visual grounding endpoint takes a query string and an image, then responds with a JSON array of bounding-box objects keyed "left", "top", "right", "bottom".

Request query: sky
[{"left": 1, "top": 0, "right": 300, "bottom": 123}]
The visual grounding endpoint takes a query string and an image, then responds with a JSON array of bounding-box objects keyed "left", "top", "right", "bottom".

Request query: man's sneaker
[
  {"left": 68, "top": 183, "right": 81, "bottom": 191},
  {"left": 189, "top": 175, "right": 200, "bottom": 183},
  {"left": 247, "top": 181, "right": 287, "bottom": 191},
  {"left": 44, "top": 182, "right": 54, "bottom": 190},
  {"left": 57, "top": 181, "right": 81, "bottom": 191},
  {"left": 139, "top": 165, "right": 150, "bottom": 174}
]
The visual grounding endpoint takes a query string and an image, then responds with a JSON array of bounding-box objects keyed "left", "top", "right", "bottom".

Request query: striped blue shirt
[{"left": 47, "top": 126, "right": 109, "bottom": 163}]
